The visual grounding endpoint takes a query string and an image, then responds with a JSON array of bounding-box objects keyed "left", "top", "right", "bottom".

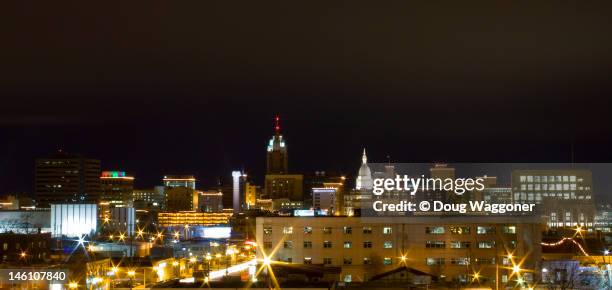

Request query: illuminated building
[
  {"left": 0, "top": 195, "right": 20, "bottom": 210},
  {"left": 355, "top": 149, "right": 373, "bottom": 191},
  {"left": 35, "top": 152, "right": 101, "bottom": 207},
  {"left": 157, "top": 212, "right": 232, "bottom": 227},
  {"left": 245, "top": 182, "right": 259, "bottom": 209},
  {"left": 197, "top": 190, "right": 223, "bottom": 212},
  {"left": 165, "top": 187, "right": 197, "bottom": 211},
  {"left": 163, "top": 175, "right": 196, "bottom": 190},
  {"left": 272, "top": 198, "right": 303, "bottom": 211},
  {"left": 133, "top": 186, "right": 165, "bottom": 210},
  {"left": 266, "top": 115, "right": 288, "bottom": 174},
  {"left": 512, "top": 169, "right": 595, "bottom": 228},
  {"left": 110, "top": 207, "right": 135, "bottom": 235},
  {"left": 50, "top": 204, "right": 97, "bottom": 237},
  {"left": 232, "top": 171, "right": 247, "bottom": 214},
  {"left": 100, "top": 171, "right": 134, "bottom": 207},
  {"left": 257, "top": 216, "right": 542, "bottom": 285}
]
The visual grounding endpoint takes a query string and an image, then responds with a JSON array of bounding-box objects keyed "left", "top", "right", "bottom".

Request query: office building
[
  {"left": 256, "top": 216, "right": 542, "bottom": 285},
  {"left": 511, "top": 169, "right": 595, "bottom": 228},
  {"left": 265, "top": 174, "right": 303, "bottom": 202},
  {"left": 232, "top": 171, "right": 247, "bottom": 214},
  {"left": 132, "top": 186, "right": 165, "bottom": 210},
  {"left": 266, "top": 115, "right": 288, "bottom": 174},
  {"left": 0, "top": 232, "right": 51, "bottom": 262},
  {"left": 165, "top": 187, "right": 197, "bottom": 211},
  {"left": 163, "top": 175, "right": 196, "bottom": 190},
  {"left": 312, "top": 188, "right": 337, "bottom": 214},
  {"left": 35, "top": 152, "right": 101, "bottom": 207},
  {"left": 100, "top": 171, "right": 134, "bottom": 207}
]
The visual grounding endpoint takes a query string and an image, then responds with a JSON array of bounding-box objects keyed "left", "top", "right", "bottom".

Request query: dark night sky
[{"left": 1, "top": 1, "right": 612, "bottom": 195}]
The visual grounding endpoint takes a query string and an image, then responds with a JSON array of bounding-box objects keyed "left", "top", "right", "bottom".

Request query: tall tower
[
  {"left": 356, "top": 149, "right": 373, "bottom": 190},
  {"left": 266, "top": 115, "right": 288, "bottom": 174}
]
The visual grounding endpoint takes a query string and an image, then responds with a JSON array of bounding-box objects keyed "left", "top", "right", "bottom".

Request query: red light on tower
[{"left": 274, "top": 115, "right": 281, "bottom": 133}]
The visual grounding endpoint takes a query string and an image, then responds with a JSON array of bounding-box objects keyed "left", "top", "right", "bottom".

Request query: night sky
[{"left": 1, "top": 1, "right": 612, "bottom": 195}]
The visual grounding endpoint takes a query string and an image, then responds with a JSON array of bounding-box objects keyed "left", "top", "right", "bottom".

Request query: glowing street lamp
[
  {"left": 68, "top": 282, "right": 78, "bottom": 289},
  {"left": 20, "top": 251, "right": 26, "bottom": 258},
  {"left": 263, "top": 257, "right": 271, "bottom": 266},
  {"left": 513, "top": 265, "right": 521, "bottom": 274},
  {"left": 127, "top": 270, "right": 136, "bottom": 277}
]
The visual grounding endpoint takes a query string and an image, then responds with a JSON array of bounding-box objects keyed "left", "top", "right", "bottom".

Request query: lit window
[
  {"left": 343, "top": 227, "right": 352, "bottom": 234},
  {"left": 363, "top": 257, "right": 372, "bottom": 265},
  {"left": 426, "top": 241, "right": 446, "bottom": 248},
  {"left": 323, "top": 241, "right": 332, "bottom": 248},
  {"left": 383, "top": 241, "right": 393, "bottom": 249},
  {"left": 344, "top": 241, "right": 352, "bottom": 249},
  {"left": 502, "top": 226, "right": 516, "bottom": 234},
  {"left": 425, "top": 227, "right": 445, "bottom": 234},
  {"left": 383, "top": 258, "right": 393, "bottom": 265},
  {"left": 263, "top": 227, "right": 272, "bottom": 235},
  {"left": 477, "top": 226, "right": 495, "bottom": 234},
  {"left": 282, "top": 227, "right": 293, "bottom": 234},
  {"left": 304, "top": 226, "right": 312, "bottom": 234},
  {"left": 426, "top": 258, "right": 444, "bottom": 265},
  {"left": 449, "top": 226, "right": 470, "bottom": 234},
  {"left": 304, "top": 257, "right": 312, "bottom": 264},
  {"left": 477, "top": 241, "right": 495, "bottom": 248},
  {"left": 363, "top": 227, "right": 372, "bottom": 234},
  {"left": 383, "top": 227, "right": 392, "bottom": 234}
]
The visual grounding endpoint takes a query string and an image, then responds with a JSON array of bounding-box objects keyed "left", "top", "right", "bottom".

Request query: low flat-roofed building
[{"left": 256, "top": 216, "right": 543, "bottom": 287}]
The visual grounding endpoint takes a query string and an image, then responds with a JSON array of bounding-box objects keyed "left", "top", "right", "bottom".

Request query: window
[
  {"left": 303, "top": 241, "right": 312, "bottom": 249},
  {"left": 449, "top": 226, "right": 470, "bottom": 235},
  {"left": 323, "top": 227, "right": 332, "bottom": 234},
  {"left": 2, "top": 243, "right": 6, "bottom": 250},
  {"left": 503, "top": 226, "right": 516, "bottom": 234},
  {"left": 323, "top": 258, "right": 332, "bottom": 265},
  {"left": 477, "top": 226, "right": 495, "bottom": 234},
  {"left": 344, "top": 274, "right": 352, "bottom": 283},
  {"left": 304, "top": 226, "right": 312, "bottom": 234},
  {"left": 478, "top": 241, "right": 495, "bottom": 249},
  {"left": 283, "top": 227, "right": 293, "bottom": 234},
  {"left": 363, "top": 241, "right": 372, "bottom": 248},
  {"left": 425, "top": 227, "right": 445, "bottom": 234},
  {"left": 383, "top": 241, "right": 393, "bottom": 249},
  {"left": 323, "top": 241, "right": 332, "bottom": 248},
  {"left": 343, "top": 227, "right": 352, "bottom": 234},
  {"left": 304, "top": 257, "right": 312, "bottom": 264},
  {"left": 426, "top": 258, "right": 444, "bottom": 265},
  {"left": 343, "top": 257, "right": 352, "bottom": 265},
  {"left": 264, "top": 242, "right": 272, "bottom": 249},
  {"left": 426, "top": 241, "right": 446, "bottom": 248},
  {"left": 344, "top": 241, "right": 352, "bottom": 249},
  {"left": 363, "top": 257, "right": 372, "bottom": 265},
  {"left": 363, "top": 227, "right": 372, "bottom": 234},
  {"left": 383, "top": 258, "right": 393, "bottom": 265},
  {"left": 450, "top": 257, "right": 469, "bottom": 265},
  {"left": 263, "top": 227, "right": 272, "bottom": 235},
  {"left": 383, "top": 227, "right": 392, "bottom": 234},
  {"left": 475, "top": 258, "right": 495, "bottom": 265},
  {"left": 283, "top": 241, "right": 293, "bottom": 249},
  {"left": 450, "top": 241, "right": 470, "bottom": 249}
]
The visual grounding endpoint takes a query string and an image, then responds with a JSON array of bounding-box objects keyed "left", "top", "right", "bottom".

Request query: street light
[
  {"left": 512, "top": 265, "right": 521, "bottom": 274},
  {"left": 68, "top": 282, "right": 78, "bottom": 289}
]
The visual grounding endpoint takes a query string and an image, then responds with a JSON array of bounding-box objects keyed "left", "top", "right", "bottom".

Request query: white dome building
[{"left": 356, "top": 149, "right": 373, "bottom": 190}]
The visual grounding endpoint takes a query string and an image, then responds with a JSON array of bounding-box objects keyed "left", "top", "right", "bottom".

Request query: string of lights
[{"left": 541, "top": 237, "right": 589, "bottom": 257}]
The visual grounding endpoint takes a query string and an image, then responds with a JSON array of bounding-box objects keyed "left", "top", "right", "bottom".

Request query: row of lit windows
[
  {"left": 519, "top": 183, "right": 585, "bottom": 191},
  {"left": 515, "top": 192, "right": 591, "bottom": 201},
  {"left": 274, "top": 240, "right": 512, "bottom": 250},
  {"left": 268, "top": 225, "right": 515, "bottom": 235},
  {"left": 519, "top": 175, "right": 581, "bottom": 183},
  {"left": 280, "top": 256, "right": 514, "bottom": 267}
]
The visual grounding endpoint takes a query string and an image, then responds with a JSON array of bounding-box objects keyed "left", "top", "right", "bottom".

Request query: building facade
[
  {"left": 511, "top": 169, "right": 595, "bottom": 229},
  {"left": 35, "top": 152, "right": 101, "bottom": 207},
  {"left": 100, "top": 171, "right": 134, "bottom": 207},
  {"left": 256, "top": 216, "right": 542, "bottom": 286}
]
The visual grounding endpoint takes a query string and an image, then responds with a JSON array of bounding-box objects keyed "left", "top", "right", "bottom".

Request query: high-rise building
[
  {"left": 35, "top": 152, "right": 101, "bottom": 207},
  {"left": 100, "top": 171, "right": 134, "bottom": 207},
  {"left": 266, "top": 116, "right": 288, "bottom": 174},
  {"left": 132, "top": 186, "right": 165, "bottom": 210},
  {"left": 163, "top": 175, "right": 196, "bottom": 189},
  {"left": 265, "top": 174, "right": 303, "bottom": 201},
  {"left": 511, "top": 169, "right": 595, "bottom": 228},
  {"left": 232, "top": 171, "right": 247, "bottom": 214}
]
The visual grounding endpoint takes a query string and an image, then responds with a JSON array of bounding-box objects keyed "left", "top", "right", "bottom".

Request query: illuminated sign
[
  {"left": 202, "top": 227, "right": 231, "bottom": 239},
  {"left": 294, "top": 209, "right": 315, "bottom": 216}
]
